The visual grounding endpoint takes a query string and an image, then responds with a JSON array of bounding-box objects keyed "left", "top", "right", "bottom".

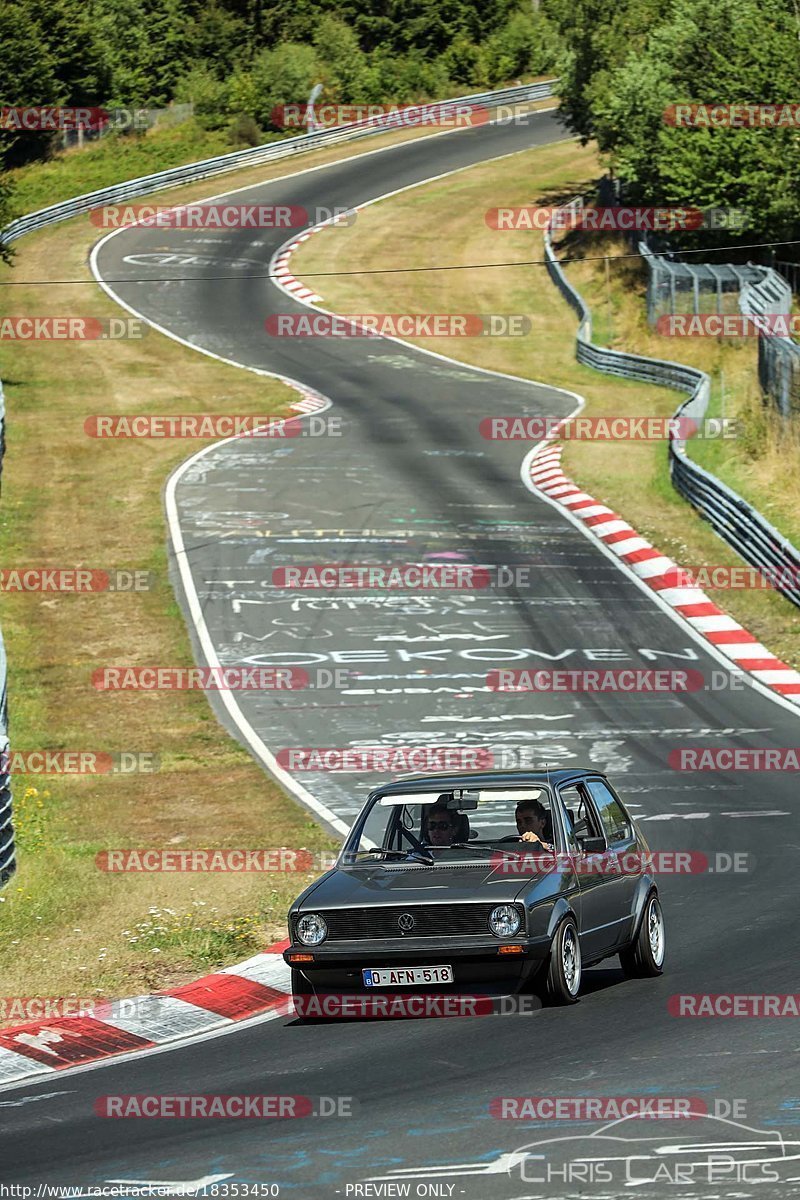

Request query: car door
[
  {"left": 559, "top": 782, "right": 614, "bottom": 962},
  {"left": 582, "top": 778, "right": 641, "bottom": 951},
  {"left": 559, "top": 780, "right": 635, "bottom": 961}
]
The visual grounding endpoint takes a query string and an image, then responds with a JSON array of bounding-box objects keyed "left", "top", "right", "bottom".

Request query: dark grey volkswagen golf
[{"left": 283, "top": 768, "right": 665, "bottom": 1007}]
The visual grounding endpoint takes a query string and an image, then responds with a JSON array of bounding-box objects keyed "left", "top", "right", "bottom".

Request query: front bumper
[{"left": 283, "top": 936, "right": 550, "bottom": 994}]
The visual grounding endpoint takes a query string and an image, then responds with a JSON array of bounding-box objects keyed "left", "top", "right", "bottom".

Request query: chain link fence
[
  {"left": 641, "top": 241, "right": 800, "bottom": 418},
  {"left": 740, "top": 270, "right": 800, "bottom": 419},
  {"left": 640, "top": 245, "right": 766, "bottom": 325},
  {"left": 61, "top": 103, "right": 195, "bottom": 151}
]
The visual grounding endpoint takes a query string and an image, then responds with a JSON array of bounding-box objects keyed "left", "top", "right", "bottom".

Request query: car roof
[{"left": 371, "top": 768, "right": 608, "bottom": 796}]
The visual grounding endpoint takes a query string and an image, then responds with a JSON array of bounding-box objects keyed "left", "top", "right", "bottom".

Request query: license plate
[{"left": 362, "top": 965, "right": 453, "bottom": 988}]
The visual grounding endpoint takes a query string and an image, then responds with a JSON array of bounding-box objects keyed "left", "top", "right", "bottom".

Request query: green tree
[
  {"left": 544, "top": 0, "right": 667, "bottom": 140},
  {"left": 0, "top": 2, "right": 62, "bottom": 167},
  {"left": 250, "top": 42, "right": 320, "bottom": 129},
  {"left": 187, "top": 1, "right": 248, "bottom": 75},
  {"left": 27, "top": 0, "right": 110, "bottom": 105},
  {"left": 485, "top": 9, "right": 563, "bottom": 81},
  {"left": 313, "top": 16, "right": 369, "bottom": 101},
  {"left": 592, "top": 0, "right": 800, "bottom": 239},
  {"left": 174, "top": 65, "right": 229, "bottom": 129}
]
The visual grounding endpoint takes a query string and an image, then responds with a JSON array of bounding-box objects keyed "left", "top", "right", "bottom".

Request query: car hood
[{"left": 297, "top": 861, "right": 538, "bottom": 908}]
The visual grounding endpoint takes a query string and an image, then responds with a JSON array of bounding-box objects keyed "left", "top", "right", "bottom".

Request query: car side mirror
[{"left": 579, "top": 836, "right": 607, "bottom": 854}]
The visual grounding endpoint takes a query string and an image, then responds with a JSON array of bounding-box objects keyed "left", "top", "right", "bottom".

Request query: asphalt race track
[{"left": 1, "top": 110, "right": 798, "bottom": 1198}]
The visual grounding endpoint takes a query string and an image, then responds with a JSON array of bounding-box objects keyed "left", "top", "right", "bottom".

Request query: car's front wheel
[
  {"left": 620, "top": 891, "right": 665, "bottom": 977},
  {"left": 544, "top": 916, "right": 582, "bottom": 1004}
]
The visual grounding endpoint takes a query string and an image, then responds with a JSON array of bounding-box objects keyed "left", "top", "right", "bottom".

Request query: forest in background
[
  {"left": 3, "top": 0, "right": 800, "bottom": 247},
  {"left": 0, "top": 0, "right": 561, "bottom": 161}
]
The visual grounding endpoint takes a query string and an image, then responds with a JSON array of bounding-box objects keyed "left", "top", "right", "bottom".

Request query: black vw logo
[{"left": 398, "top": 912, "right": 415, "bottom": 933}]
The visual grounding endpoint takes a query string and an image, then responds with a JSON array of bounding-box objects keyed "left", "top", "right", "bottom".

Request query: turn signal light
[
  {"left": 498, "top": 944, "right": 523, "bottom": 955},
  {"left": 288, "top": 953, "right": 315, "bottom": 962}
]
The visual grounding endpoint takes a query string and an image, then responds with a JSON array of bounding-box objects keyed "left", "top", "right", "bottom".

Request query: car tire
[
  {"left": 620, "top": 891, "right": 665, "bottom": 977},
  {"left": 544, "top": 916, "right": 582, "bottom": 1004}
]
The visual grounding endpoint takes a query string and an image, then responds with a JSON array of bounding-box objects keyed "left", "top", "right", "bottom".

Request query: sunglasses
[{"left": 428, "top": 820, "right": 454, "bottom": 831}]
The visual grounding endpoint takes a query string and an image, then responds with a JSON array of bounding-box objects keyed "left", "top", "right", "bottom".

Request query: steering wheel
[{"left": 497, "top": 834, "right": 524, "bottom": 842}]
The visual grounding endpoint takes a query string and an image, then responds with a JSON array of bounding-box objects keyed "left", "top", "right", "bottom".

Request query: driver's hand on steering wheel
[{"left": 521, "top": 831, "right": 553, "bottom": 851}]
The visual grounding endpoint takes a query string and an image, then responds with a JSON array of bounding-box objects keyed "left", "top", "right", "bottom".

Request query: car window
[
  {"left": 559, "top": 784, "right": 603, "bottom": 846},
  {"left": 558, "top": 786, "right": 582, "bottom": 850},
  {"left": 585, "top": 780, "right": 632, "bottom": 845},
  {"left": 344, "top": 787, "right": 557, "bottom": 863}
]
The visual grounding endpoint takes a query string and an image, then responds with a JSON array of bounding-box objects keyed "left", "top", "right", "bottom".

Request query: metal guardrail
[
  {"left": 1, "top": 80, "right": 558, "bottom": 247},
  {"left": 0, "top": 79, "right": 559, "bottom": 889},
  {"left": 739, "top": 270, "right": 800, "bottom": 419},
  {"left": 544, "top": 197, "right": 800, "bottom": 611}
]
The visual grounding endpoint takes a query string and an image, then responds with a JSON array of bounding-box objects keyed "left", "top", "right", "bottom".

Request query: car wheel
[
  {"left": 545, "top": 916, "right": 582, "bottom": 1004},
  {"left": 620, "top": 891, "right": 665, "bottom": 977}
]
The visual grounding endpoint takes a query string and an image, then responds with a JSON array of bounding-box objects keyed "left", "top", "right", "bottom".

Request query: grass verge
[
  {"left": 0, "top": 216, "right": 338, "bottom": 1003},
  {"left": 292, "top": 136, "right": 800, "bottom": 669}
]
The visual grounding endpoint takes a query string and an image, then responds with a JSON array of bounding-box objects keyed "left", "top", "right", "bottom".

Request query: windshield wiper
[{"left": 361, "top": 847, "right": 435, "bottom": 865}]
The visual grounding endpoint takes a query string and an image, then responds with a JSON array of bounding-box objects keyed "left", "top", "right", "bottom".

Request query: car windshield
[{"left": 341, "top": 786, "right": 557, "bottom": 865}]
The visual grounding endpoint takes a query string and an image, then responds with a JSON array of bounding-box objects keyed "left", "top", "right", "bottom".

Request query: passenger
[{"left": 515, "top": 799, "right": 554, "bottom": 851}]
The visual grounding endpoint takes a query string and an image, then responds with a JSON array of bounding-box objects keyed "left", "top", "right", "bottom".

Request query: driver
[
  {"left": 424, "top": 803, "right": 459, "bottom": 848},
  {"left": 515, "top": 799, "right": 554, "bottom": 850}
]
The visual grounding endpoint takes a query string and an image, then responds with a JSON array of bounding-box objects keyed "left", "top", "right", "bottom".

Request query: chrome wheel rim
[
  {"left": 648, "top": 898, "right": 665, "bottom": 966},
  {"left": 562, "top": 925, "right": 581, "bottom": 994}
]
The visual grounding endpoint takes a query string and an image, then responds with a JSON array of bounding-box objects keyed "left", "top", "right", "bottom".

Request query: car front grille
[{"left": 294, "top": 903, "right": 524, "bottom": 941}]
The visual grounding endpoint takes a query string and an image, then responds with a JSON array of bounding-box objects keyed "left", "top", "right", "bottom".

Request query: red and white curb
[
  {"left": 285, "top": 388, "right": 329, "bottom": 416},
  {"left": 272, "top": 227, "right": 324, "bottom": 303},
  {"left": 0, "top": 940, "right": 293, "bottom": 1087},
  {"left": 528, "top": 443, "right": 800, "bottom": 702}
]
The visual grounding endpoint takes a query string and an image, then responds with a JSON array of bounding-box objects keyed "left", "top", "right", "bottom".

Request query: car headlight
[
  {"left": 489, "top": 904, "right": 521, "bottom": 938},
  {"left": 296, "top": 912, "right": 327, "bottom": 946}
]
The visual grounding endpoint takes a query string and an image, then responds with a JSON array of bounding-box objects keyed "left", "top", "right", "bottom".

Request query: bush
[
  {"left": 174, "top": 65, "right": 228, "bottom": 130},
  {"left": 440, "top": 34, "right": 488, "bottom": 88},
  {"left": 227, "top": 113, "right": 263, "bottom": 148},
  {"left": 250, "top": 42, "right": 321, "bottom": 130},
  {"left": 486, "top": 10, "right": 563, "bottom": 79},
  {"left": 365, "top": 49, "right": 452, "bottom": 105},
  {"left": 313, "top": 16, "right": 369, "bottom": 102}
]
